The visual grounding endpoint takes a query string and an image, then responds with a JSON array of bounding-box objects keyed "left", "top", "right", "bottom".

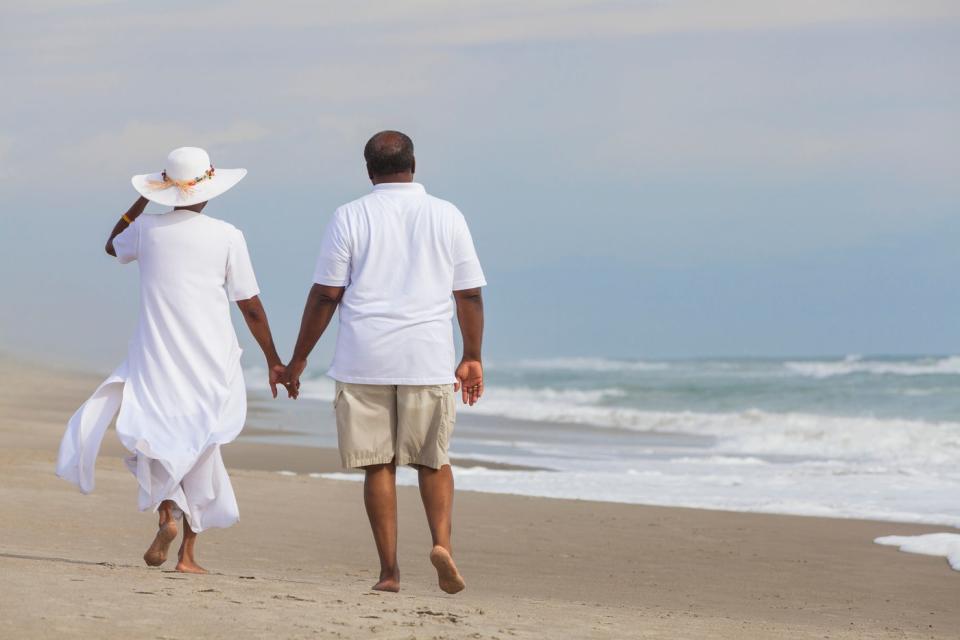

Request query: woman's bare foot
[
  {"left": 175, "top": 558, "right": 208, "bottom": 574},
  {"left": 429, "top": 545, "right": 465, "bottom": 594},
  {"left": 143, "top": 520, "right": 178, "bottom": 567},
  {"left": 372, "top": 569, "right": 400, "bottom": 592},
  {"left": 174, "top": 516, "right": 207, "bottom": 574}
]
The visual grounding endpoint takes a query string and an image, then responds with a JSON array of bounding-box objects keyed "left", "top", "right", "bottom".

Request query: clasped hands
[{"left": 266, "top": 359, "right": 305, "bottom": 399}]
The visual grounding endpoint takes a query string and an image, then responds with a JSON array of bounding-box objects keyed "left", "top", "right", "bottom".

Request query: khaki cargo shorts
[{"left": 333, "top": 382, "right": 456, "bottom": 470}]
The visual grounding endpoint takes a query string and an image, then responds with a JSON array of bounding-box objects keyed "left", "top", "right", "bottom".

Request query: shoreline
[
  {"left": 2, "top": 356, "right": 959, "bottom": 638},
  {"left": 10, "top": 352, "right": 959, "bottom": 523}
]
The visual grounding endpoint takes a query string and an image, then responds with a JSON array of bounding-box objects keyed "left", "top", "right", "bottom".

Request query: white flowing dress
[{"left": 57, "top": 210, "right": 260, "bottom": 532}]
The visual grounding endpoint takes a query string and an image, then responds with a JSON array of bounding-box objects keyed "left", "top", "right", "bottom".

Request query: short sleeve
[
  {"left": 313, "top": 210, "right": 352, "bottom": 286},
  {"left": 113, "top": 220, "right": 140, "bottom": 264},
  {"left": 452, "top": 211, "right": 486, "bottom": 290},
  {"left": 225, "top": 228, "right": 260, "bottom": 301}
]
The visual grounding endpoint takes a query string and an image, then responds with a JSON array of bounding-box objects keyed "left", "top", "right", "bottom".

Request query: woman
[{"left": 57, "top": 147, "right": 286, "bottom": 573}]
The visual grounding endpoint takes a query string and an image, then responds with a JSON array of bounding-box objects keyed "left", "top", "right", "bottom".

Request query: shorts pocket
[{"left": 437, "top": 385, "right": 455, "bottom": 450}]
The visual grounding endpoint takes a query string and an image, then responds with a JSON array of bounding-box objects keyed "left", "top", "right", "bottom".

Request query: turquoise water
[
  {"left": 247, "top": 355, "right": 960, "bottom": 525},
  {"left": 478, "top": 355, "right": 960, "bottom": 423}
]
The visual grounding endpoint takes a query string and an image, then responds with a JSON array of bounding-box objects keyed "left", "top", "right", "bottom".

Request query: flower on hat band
[{"left": 146, "top": 165, "right": 216, "bottom": 195}]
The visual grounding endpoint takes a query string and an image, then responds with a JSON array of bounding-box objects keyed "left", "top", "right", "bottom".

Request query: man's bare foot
[
  {"left": 143, "top": 521, "right": 178, "bottom": 567},
  {"left": 175, "top": 559, "right": 208, "bottom": 574},
  {"left": 429, "top": 545, "right": 465, "bottom": 594},
  {"left": 372, "top": 571, "right": 400, "bottom": 592}
]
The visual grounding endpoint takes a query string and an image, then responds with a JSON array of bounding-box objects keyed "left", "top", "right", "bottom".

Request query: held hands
[
  {"left": 278, "top": 358, "right": 306, "bottom": 399},
  {"left": 455, "top": 359, "right": 484, "bottom": 406},
  {"left": 267, "top": 358, "right": 304, "bottom": 400}
]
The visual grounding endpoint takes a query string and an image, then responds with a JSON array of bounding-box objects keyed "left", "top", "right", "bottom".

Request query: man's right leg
[
  {"left": 364, "top": 462, "right": 400, "bottom": 592},
  {"left": 336, "top": 382, "right": 400, "bottom": 591}
]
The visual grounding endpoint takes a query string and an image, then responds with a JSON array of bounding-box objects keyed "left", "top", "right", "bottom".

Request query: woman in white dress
[{"left": 57, "top": 147, "right": 287, "bottom": 573}]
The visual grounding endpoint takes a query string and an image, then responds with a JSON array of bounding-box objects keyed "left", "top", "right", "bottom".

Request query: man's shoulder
[
  {"left": 419, "top": 193, "right": 466, "bottom": 226},
  {"left": 331, "top": 192, "right": 380, "bottom": 222},
  {"left": 423, "top": 192, "right": 462, "bottom": 214},
  {"left": 338, "top": 192, "right": 377, "bottom": 210}
]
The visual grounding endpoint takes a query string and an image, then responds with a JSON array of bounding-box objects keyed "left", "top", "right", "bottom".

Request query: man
[{"left": 283, "top": 130, "right": 486, "bottom": 594}]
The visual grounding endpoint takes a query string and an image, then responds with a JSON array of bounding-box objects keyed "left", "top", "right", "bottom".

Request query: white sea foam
[
  {"left": 294, "top": 376, "right": 337, "bottom": 402},
  {"left": 461, "top": 388, "right": 960, "bottom": 466},
  {"left": 319, "top": 466, "right": 960, "bottom": 527},
  {"left": 785, "top": 355, "right": 960, "bottom": 378},
  {"left": 874, "top": 534, "right": 960, "bottom": 571},
  {"left": 279, "top": 372, "right": 960, "bottom": 469},
  {"left": 246, "top": 359, "right": 960, "bottom": 526},
  {"left": 668, "top": 455, "right": 769, "bottom": 466}
]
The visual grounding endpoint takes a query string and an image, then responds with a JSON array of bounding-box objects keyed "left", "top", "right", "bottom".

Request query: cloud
[
  {"left": 6, "top": 1, "right": 959, "bottom": 56},
  {"left": 0, "top": 135, "right": 11, "bottom": 180},
  {"left": 48, "top": 120, "right": 270, "bottom": 184},
  {"left": 375, "top": 0, "right": 960, "bottom": 46}
]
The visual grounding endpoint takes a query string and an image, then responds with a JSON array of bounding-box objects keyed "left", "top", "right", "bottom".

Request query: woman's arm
[
  {"left": 105, "top": 196, "right": 149, "bottom": 256},
  {"left": 235, "top": 296, "right": 286, "bottom": 398}
]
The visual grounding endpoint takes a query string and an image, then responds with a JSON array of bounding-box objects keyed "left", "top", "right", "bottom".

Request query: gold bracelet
[{"left": 122, "top": 214, "right": 133, "bottom": 224}]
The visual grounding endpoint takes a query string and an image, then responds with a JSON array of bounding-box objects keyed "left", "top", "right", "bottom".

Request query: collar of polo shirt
[{"left": 372, "top": 182, "right": 426, "bottom": 193}]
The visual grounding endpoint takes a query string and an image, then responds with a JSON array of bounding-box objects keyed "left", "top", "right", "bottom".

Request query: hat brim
[{"left": 131, "top": 168, "right": 247, "bottom": 209}]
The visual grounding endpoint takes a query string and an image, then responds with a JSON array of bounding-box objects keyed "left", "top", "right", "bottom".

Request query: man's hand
[
  {"left": 455, "top": 359, "right": 483, "bottom": 406},
  {"left": 284, "top": 284, "right": 344, "bottom": 400},
  {"left": 281, "top": 358, "right": 307, "bottom": 399}
]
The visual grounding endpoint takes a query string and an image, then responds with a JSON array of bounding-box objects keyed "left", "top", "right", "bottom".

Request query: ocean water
[{"left": 246, "top": 355, "right": 960, "bottom": 526}]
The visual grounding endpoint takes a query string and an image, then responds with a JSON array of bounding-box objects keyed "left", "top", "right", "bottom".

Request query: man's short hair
[{"left": 364, "top": 130, "right": 415, "bottom": 176}]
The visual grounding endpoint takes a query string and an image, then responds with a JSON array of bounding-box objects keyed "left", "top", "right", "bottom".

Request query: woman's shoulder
[{"left": 200, "top": 214, "right": 244, "bottom": 237}]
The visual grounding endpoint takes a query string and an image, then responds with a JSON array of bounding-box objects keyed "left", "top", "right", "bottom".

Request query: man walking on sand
[{"left": 282, "top": 130, "right": 486, "bottom": 594}]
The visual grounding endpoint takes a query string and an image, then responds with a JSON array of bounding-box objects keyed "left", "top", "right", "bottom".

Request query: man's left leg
[
  {"left": 417, "top": 464, "right": 465, "bottom": 594},
  {"left": 400, "top": 384, "right": 465, "bottom": 594}
]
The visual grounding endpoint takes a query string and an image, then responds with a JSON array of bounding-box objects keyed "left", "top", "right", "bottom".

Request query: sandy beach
[{"left": 0, "top": 357, "right": 957, "bottom": 639}]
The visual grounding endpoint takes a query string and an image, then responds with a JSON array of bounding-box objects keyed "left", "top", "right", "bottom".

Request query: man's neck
[{"left": 371, "top": 172, "right": 415, "bottom": 185}]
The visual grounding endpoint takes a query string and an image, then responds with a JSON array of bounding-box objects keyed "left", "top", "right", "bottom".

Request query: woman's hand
[{"left": 269, "top": 363, "right": 286, "bottom": 398}]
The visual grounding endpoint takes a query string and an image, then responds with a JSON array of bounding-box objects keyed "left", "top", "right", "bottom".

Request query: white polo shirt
[{"left": 313, "top": 182, "right": 486, "bottom": 385}]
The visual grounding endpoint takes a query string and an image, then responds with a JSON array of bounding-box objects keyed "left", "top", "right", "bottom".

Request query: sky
[{"left": 1, "top": 1, "right": 959, "bottom": 371}]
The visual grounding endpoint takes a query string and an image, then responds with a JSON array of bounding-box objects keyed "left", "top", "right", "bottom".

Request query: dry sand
[{"left": 0, "top": 358, "right": 957, "bottom": 639}]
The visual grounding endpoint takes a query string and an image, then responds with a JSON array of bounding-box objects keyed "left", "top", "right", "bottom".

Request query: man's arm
[
  {"left": 105, "top": 196, "right": 149, "bottom": 256},
  {"left": 284, "top": 284, "right": 345, "bottom": 398},
  {"left": 453, "top": 287, "right": 484, "bottom": 406},
  {"left": 235, "top": 296, "right": 285, "bottom": 398}
]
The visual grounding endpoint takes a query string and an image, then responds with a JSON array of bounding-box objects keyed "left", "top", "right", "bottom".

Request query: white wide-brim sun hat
[{"left": 132, "top": 146, "right": 246, "bottom": 209}]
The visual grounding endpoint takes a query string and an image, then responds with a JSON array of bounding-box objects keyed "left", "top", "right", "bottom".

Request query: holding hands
[{"left": 278, "top": 359, "right": 305, "bottom": 399}]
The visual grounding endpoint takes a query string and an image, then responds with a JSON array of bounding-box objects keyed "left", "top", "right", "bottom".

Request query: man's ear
[
  {"left": 411, "top": 157, "right": 416, "bottom": 175},
  {"left": 367, "top": 164, "right": 374, "bottom": 182}
]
